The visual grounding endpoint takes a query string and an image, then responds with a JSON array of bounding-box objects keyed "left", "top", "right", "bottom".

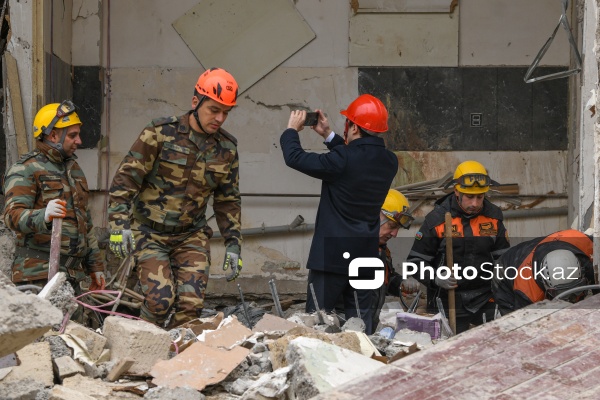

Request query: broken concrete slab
[
  {"left": 0, "top": 282, "right": 63, "bottom": 358},
  {"left": 62, "top": 374, "right": 145, "bottom": 399},
  {"left": 143, "top": 386, "right": 205, "bottom": 399},
  {"left": 252, "top": 313, "right": 304, "bottom": 333},
  {"left": 45, "top": 334, "right": 72, "bottom": 359},
  {"left": 0, "top": 378, "right": 47, "bottom": 400},
  {"left": 180, "top": 312, "right": 224, "bottom": 336},
  {"left": 202, "top": 315, "right": 252, "bottom": 348},
  {"left": 393, "top": 328, "right": 434, "bottom": 349},
  {"left": 240, "top": 365, "right": 291, "bottom": 400},
  {"left": 268, "top": 327, "right": 362, "bottom": 370},
  {"left": 3, "top": 341, "right": 54, "bottom": 387},
  {"left": 50, "top": 385, "right": 96, "bottom": 400},
  {"left": 38, "top": 272, "right": 77, "bottom": 317},
  {"left": 63, "top": 321, "right": 107, "bottom": 361},
  {"left": 150, "top": 341, "right": 250, "bottom": 391},
  {"left": 53, "top": 355, "right": 85, "bottom": 381},
  {"left": 106, "top": 358, "right": 134, "bottom": 382},
  {"left": 286, "top": 337, "right": 392, "bottom": 400},
  {"left": 103, "top": 316, "right": 171, "bottom": 375}
]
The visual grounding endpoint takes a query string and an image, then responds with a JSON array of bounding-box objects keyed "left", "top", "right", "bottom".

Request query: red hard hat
[
  {"left": 340, "top": 94, "right": 388, "bottom": 133},
  {"left": 195, "top": 68, "right": 238, "bottom": 106}
]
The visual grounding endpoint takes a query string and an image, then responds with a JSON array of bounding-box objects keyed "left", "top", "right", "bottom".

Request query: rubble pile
[{"left": 0, "top": 278, "right": 434, "bottom": 399}]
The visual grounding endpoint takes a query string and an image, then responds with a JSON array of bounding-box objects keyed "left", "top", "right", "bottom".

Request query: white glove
[
  {"left": 44, "top": 199, "right": 66, "bottom": 223},
  {"left": 109, "top": 229, "right": 135, "bottom": 258},
  {"left": 89, "top": 271, "right": 106, "bottom": 291},
  {"left": 400, "top": 277, "right": 420, "bottom": 294},
  {"left": 435, "top": 274, "right": 458, "bottom": 290}
]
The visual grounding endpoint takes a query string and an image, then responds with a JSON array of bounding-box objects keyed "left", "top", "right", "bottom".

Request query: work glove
[
  {"left": 44, "top": 199, "right": 66, "bottom": 223},
  {"left": 400, "top": 276, "right": 420, "bottom": 294},
  {"left": 223, "top": 245, "right": 242, "bottom": 282},
  {"left": 109, "top": 229, "right": 135, "bottom": 259},
  {"left": 89, "top": 271, "right": 106, "bottom": 291},
  {"left": 435, "top": 274, "right": 458, "bottom": 290}
]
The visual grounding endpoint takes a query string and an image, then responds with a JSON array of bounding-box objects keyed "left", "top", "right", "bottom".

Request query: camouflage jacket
[
  {"left": 108, "top": 112, "right": 241, "bottom": 249},
  {"left": 3, "top": 141, "right": 105, "bottom": 282}
]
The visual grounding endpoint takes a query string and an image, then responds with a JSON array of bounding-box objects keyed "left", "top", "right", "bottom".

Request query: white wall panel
[
  {"left": 349, "top": 13, "right": 459, "bottom": 66},
  {"left": 460, "top": 0, "right": 571, "bottom": 66}
]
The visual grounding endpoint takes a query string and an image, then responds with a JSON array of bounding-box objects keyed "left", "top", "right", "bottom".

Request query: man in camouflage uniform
[
  {"left": 3, "top": 101, "right": 106, "bottom": 289},
  {"left": 108, "top": 68, "right": 242, "bottom": 328}
]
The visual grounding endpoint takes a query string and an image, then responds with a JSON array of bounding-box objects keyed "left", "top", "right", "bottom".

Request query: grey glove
[
  {"left": 109, "top": 229, "right": 135, "bottom": 258},
  {"left": 435, "top": 274, "right": 458, "bottom": 290},
  {"left": 400, "top": 276, "right": 420, "bottom": 294},
  {"left": 223, "top": 245, "right": 242, "bottom": 282}
]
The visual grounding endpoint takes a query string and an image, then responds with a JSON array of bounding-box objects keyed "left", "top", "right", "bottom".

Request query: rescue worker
[
  {"left": 406, "top": 160, "right": 510, "bottom": 333},
  {"left": 372, "top": 189, "right": 420, "bottom": 330},
  {"left": 108, "top": 68, "right": 242, "bottom": 328},
  {"left": 280, "top": 94, "right": 398, "bottom": 334},
  {"left": 492, "top": 229, "right": 594, "bottom": 314},
  {"left": 3, "top": 101, "right": 106, "bottom": 290}
]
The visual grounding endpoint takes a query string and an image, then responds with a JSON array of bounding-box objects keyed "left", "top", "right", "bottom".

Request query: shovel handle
[
  {"left": 445, "top": 212, "right": 456, "bottom": 335},
  {"left": 48, "top": 218, "right": 63, "bottom": 281}
]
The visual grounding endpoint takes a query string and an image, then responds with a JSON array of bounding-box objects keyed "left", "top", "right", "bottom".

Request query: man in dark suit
[{"left": 280, "top": 94, "right": 398, "bottom": 334}]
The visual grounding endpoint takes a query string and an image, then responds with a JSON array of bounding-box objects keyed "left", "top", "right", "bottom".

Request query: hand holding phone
[{"left": 304, "top": 112, "right": 319, "bottom": 126}]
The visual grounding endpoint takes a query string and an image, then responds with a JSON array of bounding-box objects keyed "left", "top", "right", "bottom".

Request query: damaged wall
[{"left": 5, "top": 0, "right": 581, "bottom": 289}]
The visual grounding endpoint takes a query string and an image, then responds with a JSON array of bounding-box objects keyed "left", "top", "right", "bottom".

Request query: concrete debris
[
  {"left": 393, "top": 328, "right": 434, "bottom": 349},
  {"left": 44, "top": 335, "right": 72, "bottom": 360},
  {"left": 38, "top": 272, "right": 78, "bottom": 319},
  {"left": 2, "top": 342, "right": 54, "bottom": 387},
  {"left": 63, "top": 321, "right": 107, "bottom": 361},
  {"left": 285, "top": 337, "right": 391, "bottom": 400},
  {"left": 1, "top": 276, "right": 441, "bottom": 399},
  {"left": 103, "top": 316, "right": 171, "bottom": 375},
  {"left": 341, "top": 317, "right": 366, "bottom": 333},
  {"left": 53, "top": 355, "right": 85, "bottom": 381},
  {"left": 62, "top": 374, "right": 144, "bottom": 399},
  {"left": 0, "top": 378, "right": 48, "bottom": 400},
  {"left": 180, "top": 312, "right": 224, "bottom": 336},
  {"left": 252, "top": 313, "right": 304, "bottom": 333},
  {"left": 50, "top": 385, "right": 96, "bottom": 400},
  {"left": 0, "top": 281, "right": 63, "bottom": 358},
  {"left": 105, "top": 358, "right": 134, "bottom": 382},
  {"left": 202, "top": 315, "right": 253, "bottom": 348},
  {"left": 222, "top": 302, "right": 266, "bottom": 329},
  {"left": 240, "top": 365, "right": 292, "bottom": 400},
  {"left": 150, "top": 341, "right": 250, "bottom": 391},
  {"left": 143, "top": 386, "right": 205, "bottom": 400},
  {"left": 268, "top": 327, "right": 362, "bottom": 370}
]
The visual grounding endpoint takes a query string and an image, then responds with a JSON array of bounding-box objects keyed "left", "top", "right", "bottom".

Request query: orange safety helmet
[
  {"left": 340, "top": 94, "right": 389, "bottom": 133},
  {"left": 195, "top": 68, "right": 239, "bottom": 107}
]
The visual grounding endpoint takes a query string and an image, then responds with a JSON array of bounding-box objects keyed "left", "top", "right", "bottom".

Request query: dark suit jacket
[{"left": 280, "top": 129, "right": 398, "bottom": 275}]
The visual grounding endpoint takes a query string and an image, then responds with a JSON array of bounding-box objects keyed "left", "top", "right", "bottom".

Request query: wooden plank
[{"left": 4, "top": 52, "right": 29, "bottom": 156}]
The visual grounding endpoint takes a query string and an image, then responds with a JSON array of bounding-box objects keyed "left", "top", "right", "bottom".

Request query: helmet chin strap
[
  {"left": 193, "top": 96, "right": 208, "bottom": 134},
  {"left": 456, "top": 192, "right": 482, "bottom": 217},
  {"left": 43, "top": 128, "right": 69, "bottom": 158}
]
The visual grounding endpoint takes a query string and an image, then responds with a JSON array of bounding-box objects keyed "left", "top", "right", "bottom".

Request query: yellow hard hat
[
  {"left": 381, "top": 189, "right": 413, "bottom": 229},
  {"left": 33, "top": 101, "right": 82, "bottom": 138},
  {"left": 452, "top": 160, "right": 491, "bottom": 195}
]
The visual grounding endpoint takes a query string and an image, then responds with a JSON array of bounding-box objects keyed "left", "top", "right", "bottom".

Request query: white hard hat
[{"left": 540, "top": 249, "right": 586, "bottom": 296}]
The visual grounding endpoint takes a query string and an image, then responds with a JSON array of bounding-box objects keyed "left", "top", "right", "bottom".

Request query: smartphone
[{"left": 304, "top": 112, "right": 319, "bottom": 126}]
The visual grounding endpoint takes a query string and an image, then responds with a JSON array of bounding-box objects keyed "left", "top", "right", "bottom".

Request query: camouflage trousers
[{"left": 132, "top": 221, "right": 211, "bottom": 328}]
